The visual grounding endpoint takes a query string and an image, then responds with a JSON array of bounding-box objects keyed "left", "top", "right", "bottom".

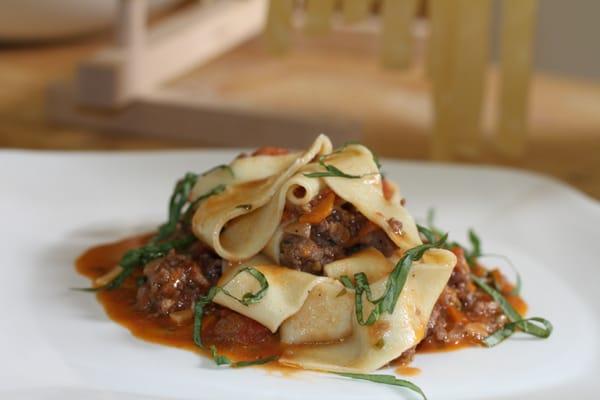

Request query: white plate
[{"left": 1, "top": 149, "right": 599, "bottom": 400}]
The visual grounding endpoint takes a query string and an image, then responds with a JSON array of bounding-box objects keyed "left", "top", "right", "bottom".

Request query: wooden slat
[
  {"left": 342, "top": 0, "right": 373, "bottom": 23},
  {"left": 429, "top": 0, "right": 458, "bottom": 160},
  {"left": 305, "top": 0, "right": 336, "bottom": 35},
  {"left": 264, "top": 0, "right": 295, "bottom": 54},
  {"left": 380, "top": 0, "right": 419, "bottom": 68},
  {"left": 451, "top": 0, "right": 492, "bottom": 157},
  {"left": 495, "top": 0, "right": 538, "bottom": 156}
]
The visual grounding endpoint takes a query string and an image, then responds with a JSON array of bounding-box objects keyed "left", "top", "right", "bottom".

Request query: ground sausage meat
[
  {"left": 188, "top": 242, "right": 224, "bottom": 286},
  {"left": 136, "top": 250, "right": 211, "bottom": 315},
  {"left": 279, "top": 197, "right": 398, "bottom": 273},
  {"left": 202, "top": 306, "right": 277, "bottom": 346},
  {"left": 418, "top": 247, "right": 510, "bottom": 349}
]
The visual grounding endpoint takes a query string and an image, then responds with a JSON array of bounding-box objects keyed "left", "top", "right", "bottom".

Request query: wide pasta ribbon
[
  {"left": 278, "top": 249, "right": 456, "bottom": 373},
  {"left": 192, "top": 135, "right": 333, "bottom": 261}
]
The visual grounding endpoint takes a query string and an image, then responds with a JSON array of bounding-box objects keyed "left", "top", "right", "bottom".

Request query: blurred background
[{"left": 1, "top": 0, "right": 599, "bottom": 199}]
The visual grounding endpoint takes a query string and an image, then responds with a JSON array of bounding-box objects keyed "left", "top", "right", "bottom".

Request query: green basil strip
[
  {"left": 193, "top": 287, "right": 219, "bottom": 348},
  {"left": 334, "top": 373, "right": 427, "bottom": 400},
  {"left": 304, "top": 158, "right": 363, "bottom": 179},
  {"left": 202, "top": 164, "right": 234, "bottom": 177},
  {"left": 193, "top": 267, "right": 269, "bottom": 348},
  {"left": 346, "top": 235, "right": 448, "bottom": 326},
  {"left": 483, "top": 317, "right": 553, "bottom": 347},
  {"left": 353, "top": 272, "right": 381, "bottom": 325},
  {"left": 465, "top": 229, "right": 482, "bottom": 266},
  {"left": 426, "top": 208, "right": 436, "bottom": 228},
  {"left": 210, "top": 345, "right": 232, "bottom": 366},
  {"left": 231, "top": 355, "right": 280, "bottom": 368},
  {"left": 76, "top": 234, "right": 196, "bottom": 292},
  {"left": 109, "top": 234, "right": 196, "bottom": 289},
  {"left": 152, "top": 172, "right": 198, "bottom": 244},
  {"left": 181, "top": 184, "right": 226, "bottom": 225},
  {"left": 209, "top": 345, "right": 279, "bottom": 368},
  {"left": 416, "top": 224, "right": 437, "bottom": 245},
  {"left": 380, "top": 235, "right": 447, "bottom": 315},
  {"left": 471, "top": 275, "right": 521, "bottom": 322},
  {"left": 479, "top": 253, "right": 522, "bottom": 296},
  {"left": 222, "top": 267, "right": 270, "bottom": 306},
  {"left": 339, "top": 275, "right": 354, "bottom": 289},
  {"left": 471, "top": 275, "right": 552, "bottom": 345}
]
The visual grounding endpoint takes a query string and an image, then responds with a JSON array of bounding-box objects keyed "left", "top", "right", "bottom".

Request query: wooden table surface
[{"left": 1, "top": 32, "right": 599, "bottom": 201}]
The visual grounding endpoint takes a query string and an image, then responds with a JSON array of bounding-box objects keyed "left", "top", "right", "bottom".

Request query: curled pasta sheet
[
  {"left": 190, "top": 152, "right": 300, "bottom": 201},
  {"left": 278, "top": 249, "right": 456, "bottom": 373},
  {"left": 213, "top": 263, "right": 325, "bottom": 333},
  {"left": 192, "top": 135, "right": 333, "bottom": 261},
  {"left": 317, "top": 144, "right": 422, "bottom": 250},
  {"left": 191, "top": 134, "right": 457, "bottom": 372}
]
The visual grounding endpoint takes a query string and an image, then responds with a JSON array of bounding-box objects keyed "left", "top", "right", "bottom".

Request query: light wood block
[{"left": 77, "top": 0, "right": 267, "bottom": 108}]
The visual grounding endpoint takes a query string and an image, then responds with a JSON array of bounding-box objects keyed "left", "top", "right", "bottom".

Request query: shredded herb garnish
[
  {"left": 334, "top": 373, "right": 427, "bottom": 400},
  {"left": 465, "top": 229, "right": 481, "bottom": 266},
  {"left": 421, "top": 208, "right": 551, "bottom": 347},
  {"left": 482, "top": 317, "right": 552, "bottom": 347},
  {"left": 209, "top": 345, "right": 279, "bottom": 368},
  {"left": 80, "top": 176, "right": 226, "bottom": 292},
  {"left": 181, "top": 184, "right": 226, "bottom": 225},
  {"left": 202, "top": 164, "right": 234, "bottom": 177},
  {"left": 152, "top": 172, "right": 198, "bottom": 244},
  {"left": 304, "top": 157, "right": 364, "bottom": 179},
  {"left": 193, "top": 267, "right": 269, "bottom": 348},
  {"left": 152, "top": 165, "right": 231, "bottom": 244},
  {"left": 479, "top": 253, "right": 522, "bottom": 296},
  {"left": 471, "top": 275, "right": 553, "bottom": 346},
  {"left": 342, "top": 234, "right": 448, "bottom": 326},
  {"left": 77, "top": 234, "right": 196, "bottom": 292},
  {"left": 339, "top": 275, "right": 354, "bottom": 289},
  {"left": 335, "top": 141, "right": 383, "bottom": 172}
]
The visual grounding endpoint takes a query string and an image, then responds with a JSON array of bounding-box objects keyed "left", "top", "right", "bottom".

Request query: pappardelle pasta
[{"left": 76, "top": 135, "right": 551, "bottom": 398}]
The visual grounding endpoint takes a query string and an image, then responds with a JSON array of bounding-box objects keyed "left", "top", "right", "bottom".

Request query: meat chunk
[
  {"left": 202, "top": 307, "right": 275, "bottom": 346},
  {"left": 279, "top": 201, "right": 399, "bottom": 272},
  {"left": 280, "top": 235, "right": 333, "bottom": 273},
  {"left": 358, "top": 229, "right": 397, "bottom": 257},
  {"left": 136, "top": 251, "right": 210, "bottom": 315},
  {"left": 419, "top": 246, "right": 510, "bottom": 349},
  {"left": 189, "top": 242, "right": 224, "bottom": 286}
]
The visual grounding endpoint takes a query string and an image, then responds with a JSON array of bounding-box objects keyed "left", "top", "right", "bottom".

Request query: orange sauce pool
[
  {"left": 76, "top": 234, "right": 282, "bottom": 363},
  {"left": 395, "top": 365, "right": 422, "bottom": 377},
  {"left": 76, "top": 234, "right": 528, "bottom": 369}
]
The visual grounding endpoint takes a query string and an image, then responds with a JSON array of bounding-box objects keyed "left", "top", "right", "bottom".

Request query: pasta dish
[{"left": 76, "top": 135, "right": 551, "bottom": 397}]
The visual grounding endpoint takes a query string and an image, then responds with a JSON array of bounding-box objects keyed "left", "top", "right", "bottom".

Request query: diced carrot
[
  {"left": 299, "top": 191, "right": 336, "bottom": 224},
  {"left": 472, "top": 264, "right": 487, "bottom": 277},
  {"left": 446, "top": 305, "right": 468, "bottom": 325},
  {"left": 490, "top": 268, "right": 515, "bottom": 294},
  {"left": 507, "top": 295, "right": 528, "bottom": 315}
]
